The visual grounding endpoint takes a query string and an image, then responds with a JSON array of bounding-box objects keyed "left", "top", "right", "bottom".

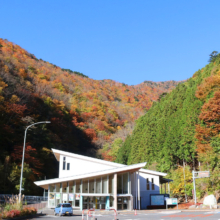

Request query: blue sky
[{"left": 1, "top": 0, "right": 220, "bottom": 85}]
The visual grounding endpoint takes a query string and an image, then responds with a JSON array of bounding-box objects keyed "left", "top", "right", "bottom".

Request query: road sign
[
  {"left": 192, "top": 170, "right": 210, "bottom": 206},
  {"left": 195, "top": 171, "right": 210, "bottom": 178}
]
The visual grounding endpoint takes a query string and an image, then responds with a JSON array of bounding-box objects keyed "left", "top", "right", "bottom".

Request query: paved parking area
[{"left": 33, "top": 210, "right": 220, "bottom": 220}]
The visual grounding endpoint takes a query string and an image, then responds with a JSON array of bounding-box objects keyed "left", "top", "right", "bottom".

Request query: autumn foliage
[{"left": 0, "top": 38, "right": 179, "bottom": 195}]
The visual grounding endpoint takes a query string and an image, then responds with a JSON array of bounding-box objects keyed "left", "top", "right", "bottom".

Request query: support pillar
[
  {"left": 80, "top": 195, "right": 83, "bottom": 211},
  {"left": 138, "top": 171, "right": 140, "bottom": 210},
  {"left": 135, "top": 172, "right": 137, "bottom": 209},
  {"left": 48, "top": 185, "right": 50, "bottom": 208},
  {"left": 114, "top": 173, "right": 117, "bottom": 210}
]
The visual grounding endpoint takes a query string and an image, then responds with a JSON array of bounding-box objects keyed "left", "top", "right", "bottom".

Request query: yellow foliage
[
  {"left": 26, "top": 80, "right": 33, "bottom": 91},
  {"left": 53, "top": 99, "right": 66, "bottom": 110},
  {"left": 38, "top": 74, "right": 48, "bottom": 80},
  {"left": 0, "top": 95, "right": 4, "bottom": 102},
  {"left": 167, "top": 166, "right": 193, "bottom": 197},
  {"left": 10, "top": 95, "right": 20, "bottom": 103},
  {"left": 42, "top": 147, "right": 51, "bottom": 155},
  {"left": 3, "top": 65, "right": 9, "bottom": 73}
]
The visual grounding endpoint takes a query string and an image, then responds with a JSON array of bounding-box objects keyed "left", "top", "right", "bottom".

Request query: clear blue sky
[{"left": 1, "top": 0, "right": 220, "bottom": 85}]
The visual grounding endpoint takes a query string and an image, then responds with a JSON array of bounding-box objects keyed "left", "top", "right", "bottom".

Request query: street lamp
[{"left": 19, "top": 121, "right": 51, "bottom": 202}]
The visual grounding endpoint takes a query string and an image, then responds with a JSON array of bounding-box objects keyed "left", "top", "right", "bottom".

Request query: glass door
[
  {"left": 83, "top": 196, "right": 89, "bottom": 209},
  {"left": 117, "top": 197, "right": 122, "bottom": 210},
  {"left": 100, "top": 197, "right": 106, "bottom": 209},
  {"left": 123, "top": 197, "right": 128, "bottom": 210},
  {"left": 89, "top": 197, "right": 95, "bottom": 209},
  {"left": 117, "top": 197, "right": 129, "bottom": 210}
]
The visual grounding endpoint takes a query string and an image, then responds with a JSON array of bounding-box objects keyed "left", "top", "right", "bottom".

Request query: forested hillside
[
  {"left": 0, "top": 38, "right": 180, "bottom": 195},
  {"left": 116, "top": 52, "right": 220, "bottom": 199}
]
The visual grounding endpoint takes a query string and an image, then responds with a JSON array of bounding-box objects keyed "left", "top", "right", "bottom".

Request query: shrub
[
  {"left": 2, "top": 209, "right": 21, "bottom": 218},
  {"left": 2, "top": 207, "right": 37, "bottom": 219},
  {"left": 21, "top": 207, "right": 37, "bottom": 215}
]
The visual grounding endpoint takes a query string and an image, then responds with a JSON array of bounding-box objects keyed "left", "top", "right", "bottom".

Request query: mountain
[
  {"left": 0, "top": 38, "right": 180, "bottom": 194},
  {"left": 116, "top": 51, "right": 220, "bottom": 197}
]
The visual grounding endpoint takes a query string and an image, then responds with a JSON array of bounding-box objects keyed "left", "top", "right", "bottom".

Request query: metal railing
[{"left": 0, "top": 194, "right": 48, "bottom": 204}]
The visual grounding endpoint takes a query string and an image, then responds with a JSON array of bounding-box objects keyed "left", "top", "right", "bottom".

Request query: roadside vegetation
[{"left": 0, "top": 195, "right": 37, "bottom": 219}]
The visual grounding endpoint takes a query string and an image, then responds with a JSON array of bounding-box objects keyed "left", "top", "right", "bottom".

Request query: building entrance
[
  {"left": 117, "top": 197, "right": 130, "bottom": 210},
  {"left": 83, "top": 196, "right": 106, "bottom": 210}
]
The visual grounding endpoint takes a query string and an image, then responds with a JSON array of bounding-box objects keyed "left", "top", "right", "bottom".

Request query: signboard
[
  {"left": 151, "top": 195, "right": 165, "bottom": 206},
  {"left": 192, "top": 170, "right": 210, "bottom": 205},
  {"left": 49, "top": 193, "right": 55, "bottom": 200},
  {"left": 166, "top": 198, "right": 178, "bottom": 209},
  {"left": 197, "top": 171, "right": 210, "bottom": 178},
  {"left": 75, "top": 194, "right": 80, "bottom": 200},
  {"left": 63, "top": 193, "right": 68, "bottom": 201},
  {"left": 193, "top": 171, "right": 210, "bottom": 178},
  {"left": 166, "top": 198, "right": 178, "bottom": 205},
  {"left": 56, "top": 193, "right": 60, "bottom": 199},
  {"left": 69, "top": 194, "right": 74, "bottom": 201}
]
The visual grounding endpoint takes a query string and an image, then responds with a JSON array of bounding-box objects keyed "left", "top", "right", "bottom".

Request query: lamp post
[{"left": 19, "top": 121, "right": 51, "bottom": 202}]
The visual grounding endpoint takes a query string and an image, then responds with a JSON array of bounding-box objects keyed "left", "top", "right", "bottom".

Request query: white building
[{"left": 34, "top": 149, "right": 170, "bottom": 210}]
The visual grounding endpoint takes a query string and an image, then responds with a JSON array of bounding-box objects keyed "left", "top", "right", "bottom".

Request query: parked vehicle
[{"left": 54, "top": 203, "right": 73, "bottom": 216}]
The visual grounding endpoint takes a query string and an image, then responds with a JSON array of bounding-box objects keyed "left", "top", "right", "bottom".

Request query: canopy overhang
[{"left": 34, "top": 162, "right": 147, "bottom": 190}]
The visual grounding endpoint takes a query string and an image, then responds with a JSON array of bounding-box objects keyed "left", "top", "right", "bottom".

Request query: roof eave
[{"left": 34, "top": 162, "right": 147, "bottom": 188}]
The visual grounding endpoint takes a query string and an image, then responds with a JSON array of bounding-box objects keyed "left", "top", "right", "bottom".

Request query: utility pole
[{"left": 183, "top": 160, "right": 187, "bottom": 203}]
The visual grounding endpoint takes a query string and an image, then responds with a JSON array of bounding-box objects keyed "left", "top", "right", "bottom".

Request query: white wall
[
  {"left": 59, "top": 155, "right": 117, "bottom": 178},
  {"left": 131, "top": 171, "right": 160, "bottom": 209}
]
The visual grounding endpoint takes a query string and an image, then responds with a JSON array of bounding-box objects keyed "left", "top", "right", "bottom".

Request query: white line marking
[{"left": 159, "top": 211, "right": 181, "bottom": 214}]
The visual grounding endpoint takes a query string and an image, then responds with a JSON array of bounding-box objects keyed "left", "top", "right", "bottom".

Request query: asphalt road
[{"left": 32, "top": 210, "right": 220, "bottom": 220}]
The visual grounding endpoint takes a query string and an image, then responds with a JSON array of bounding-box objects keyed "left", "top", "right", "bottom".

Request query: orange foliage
[
  {"left": 0, "top": 38, "right": 180, "bottom": 162},
  {"left": 84, "top": 128, "right": 97, "bottom": 141},
  {"left": 196, "top": 75, "right": 220, "bottom": 100},
  {"left": 101, "top": 149, "right": 114, "bottom": 161},
  {"left": 196, "top": 91, "right": 220, "bottom": 155}
]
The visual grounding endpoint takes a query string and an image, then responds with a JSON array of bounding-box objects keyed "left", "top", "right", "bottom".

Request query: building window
[
  {"left": 146, "top": 178, "right": 150, "bottom": 190},
  {"left": 117, "top": 174, "right": 122, "bottom": 194},
  {"left": 83, "top": 179, "right": 88, "bottom": 193},
  {"left": 152, "top": 178, "right": 155, "bottom": 190},
  {"left": 123, "top": 173, "right": 128, "bottom": 194},
  {"left": 63, "top": 157, "right": 66, "bottom": 170},
  {"left": 67, "top": 163, "right": 70, "bottom": 170}
]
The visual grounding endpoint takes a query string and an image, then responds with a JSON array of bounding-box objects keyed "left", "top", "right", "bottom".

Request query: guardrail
[
  {"left": 0, "top": 194, "right": 48, "bottom": 204},
  {"left": 23, "top": 202, "right": 47, "bottom": 210}
]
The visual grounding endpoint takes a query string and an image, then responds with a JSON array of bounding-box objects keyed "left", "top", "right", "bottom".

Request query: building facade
[{"left": 34, "top": 149, "right": 169, "bottom": 210}]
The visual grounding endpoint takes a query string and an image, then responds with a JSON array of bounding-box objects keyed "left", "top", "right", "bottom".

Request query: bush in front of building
[
  {"left": 0, "top": 195, "right": 37, "bottom": 219},
  {"left": 1, "top": 207, "right": 37, "bottom": 219}
]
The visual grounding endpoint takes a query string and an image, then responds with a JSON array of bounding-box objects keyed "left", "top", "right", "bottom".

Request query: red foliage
[
  {"left": 0, "top": 38, "right": 180, "bottom": 169},
  {"left": 5, "top": 103, "right": 27, "bottom": 116},
  {"left": 11, "top": 145, "right": 43, "bottom": 176},
  {"left": 84, "top": 128, "right": 97, "bottom": 141}
]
